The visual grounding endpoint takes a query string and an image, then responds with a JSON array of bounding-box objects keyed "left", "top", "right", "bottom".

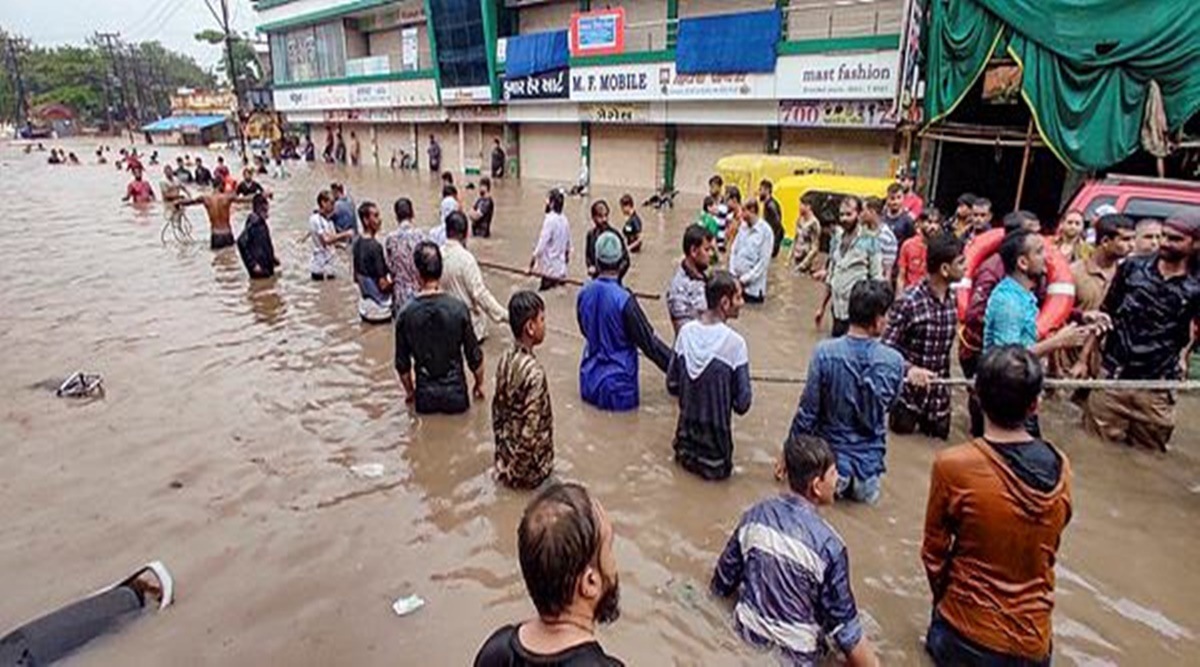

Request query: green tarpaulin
[{"left": 926, "top": 0, "right": 1200, "bottom": 170}]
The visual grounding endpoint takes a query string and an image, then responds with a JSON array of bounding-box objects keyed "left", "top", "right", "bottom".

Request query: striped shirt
[{"left": 712, "top": 494, "right": 864, "bottom": 666}]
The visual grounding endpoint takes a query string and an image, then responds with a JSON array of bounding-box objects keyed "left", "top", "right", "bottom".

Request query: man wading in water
[{"left": 180, "top": 180, "right": 257, "bottom": 250}]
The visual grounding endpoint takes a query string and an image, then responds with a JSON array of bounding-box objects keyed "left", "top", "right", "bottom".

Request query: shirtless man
[{"left": 181, "top": 181, "right": 254, "bottom": 250}]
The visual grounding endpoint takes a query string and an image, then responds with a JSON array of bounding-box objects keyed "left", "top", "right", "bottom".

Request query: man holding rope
[
  {"left": 883, "top": 233, "right": 964, "bottom": 440},
  {"left": 1086, "top": 212, "right": 1200, "bottom": 452},
  {"left": 790, "top": 280, "right": 934, "bottom": 504}
]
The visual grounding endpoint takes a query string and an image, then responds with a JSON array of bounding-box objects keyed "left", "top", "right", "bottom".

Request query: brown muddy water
[{"left": 1, "top": 140, "right": 1198, "bottom": 666}]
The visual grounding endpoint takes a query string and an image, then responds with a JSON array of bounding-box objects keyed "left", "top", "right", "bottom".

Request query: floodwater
[{"left": 1, "top": 140, "right": 1198, "bottom": 666}]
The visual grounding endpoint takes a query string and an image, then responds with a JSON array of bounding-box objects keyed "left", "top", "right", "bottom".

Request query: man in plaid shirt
[{"left": 882, "top": 233, "right": 965, "bottom": 439}]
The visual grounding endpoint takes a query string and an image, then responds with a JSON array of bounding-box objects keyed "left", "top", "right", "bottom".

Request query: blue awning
[
  {"left": 141, "top": 115, "right": 228, "bottom": 133},
  {"left": 676, "top": 9, "right": 781, "bottom": 75},
  {"left": 505, "top": 30, "right": 569, "bottom": 78}
]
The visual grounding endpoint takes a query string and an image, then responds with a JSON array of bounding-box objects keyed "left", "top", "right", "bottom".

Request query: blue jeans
[
  {"left": 926, "top": 612, "right": 1051, "bottom": 667},
  {"left": 836, "top": 474, "right": 881, "bottom": 505}
]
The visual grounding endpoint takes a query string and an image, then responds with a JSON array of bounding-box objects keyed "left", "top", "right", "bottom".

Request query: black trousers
[{"left": 0, "top": 586, "right": 145, "bottom": 666}]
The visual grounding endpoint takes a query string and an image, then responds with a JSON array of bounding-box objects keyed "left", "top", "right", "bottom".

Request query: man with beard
[
  {"left": 712, "top": 434, "right": 879, "bottom": 666},
  {"left": 983, "top": 230, "right": 1093, "bottom": 436},
  {"left": 474, "top": 482, "right": 623, "bottom": 666},
  {"left": 815, "top": 196, "right": 882, "bottom": 337},
  {"left": 666, "top": 224, "right": 716, "bottom": 334},
  {"left": 1086, "top": 212, "right": 1200, "bottom": 452}
]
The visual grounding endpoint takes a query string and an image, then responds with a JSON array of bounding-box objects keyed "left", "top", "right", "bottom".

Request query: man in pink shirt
[{"left": 121, "top": 169, "right": 155, "bottom": 204}]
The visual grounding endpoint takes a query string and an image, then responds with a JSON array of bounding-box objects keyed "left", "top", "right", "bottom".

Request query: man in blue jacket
[{"left": 577, "top": 231, "right": 671, "bottom": 411}]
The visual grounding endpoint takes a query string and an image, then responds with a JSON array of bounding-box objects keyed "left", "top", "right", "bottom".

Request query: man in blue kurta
[{"left": 577, "top": 232, "right": 672, "bottom": 411}]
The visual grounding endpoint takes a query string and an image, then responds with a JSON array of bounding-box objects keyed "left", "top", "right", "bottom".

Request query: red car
[{"left": 1066, "top": 174, "right": 1200, "bottom": 220}]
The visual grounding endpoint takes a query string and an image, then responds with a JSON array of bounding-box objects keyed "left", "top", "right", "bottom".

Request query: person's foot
[{"left": 120, "top": 561, "right": 174, "bottom": 610}]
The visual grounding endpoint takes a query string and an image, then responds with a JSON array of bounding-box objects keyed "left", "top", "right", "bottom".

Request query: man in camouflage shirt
[{"left": 492, "top": 291, "right": 555, "bottom": 489}]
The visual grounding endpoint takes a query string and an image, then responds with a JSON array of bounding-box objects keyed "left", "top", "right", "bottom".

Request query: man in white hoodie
[{"left": 667, "top": 271, "right": 752, "bottom": 480}]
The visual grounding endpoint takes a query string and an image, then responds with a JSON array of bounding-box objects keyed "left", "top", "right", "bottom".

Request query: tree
[
  {"left": 194, "top": 30, "right": 263, "bottom": 93},
  {"left": 0, "top": 29, "right": 214, "bottom": 128}
]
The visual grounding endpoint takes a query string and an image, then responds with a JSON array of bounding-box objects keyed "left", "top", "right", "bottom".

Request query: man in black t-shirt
[
  {"left": 237, "top": 194, "right": 279, "bottom": 279},
  {"left": 236, "top": 167, "right": 264, "bottom": 197},
  {"left": 469, "top": 177, "right": 496, "bottom": 238},
  {"left": 193, "top": 157, "right": 213, "bottom": 187},
  {"left": 758, "top": 179, "right": 784, "bottom": 258},
  {"left": 394, "top": 241, "right": 484, "bottom": 414},
  {"left": 619, "top": 193, "right": 642, "bottom": 253},
  {"left": 491, "top": 138, "right": 506, "bottom": 178},
  {"left": 474, "top": 482, "right": 624, "bottom": 667},
  {"left": 352, "top": 201, "right": 393, "bottom": 322}
]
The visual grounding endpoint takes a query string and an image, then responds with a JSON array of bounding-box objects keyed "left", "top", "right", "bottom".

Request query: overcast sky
[{"left": 1, "top": 0, "right": 257, "bottom": 69}]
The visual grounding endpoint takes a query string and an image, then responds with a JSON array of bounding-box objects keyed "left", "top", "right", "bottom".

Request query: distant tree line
[{"left": 0, "top": 28, "right": 216, "bottom": 129}]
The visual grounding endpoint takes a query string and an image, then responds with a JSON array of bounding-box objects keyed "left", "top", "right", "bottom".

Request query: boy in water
[
  {"left": 712, "top": 433, "right": 879, "bottom": 666},
  {"left": 492, "top": 291, "right": 555, "bottom": 489}
]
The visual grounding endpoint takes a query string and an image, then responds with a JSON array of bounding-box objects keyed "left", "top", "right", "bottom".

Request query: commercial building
[{"left": 254, "top": 0, "right": 915, "bottom": 192}]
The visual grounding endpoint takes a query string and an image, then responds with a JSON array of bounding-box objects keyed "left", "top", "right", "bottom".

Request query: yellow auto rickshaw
[
  {"left": 714, "top": 154, "right": 837, "bottom": 202},
  {"left": 775, "top": 173, "right": 893, "bottom": 241}
]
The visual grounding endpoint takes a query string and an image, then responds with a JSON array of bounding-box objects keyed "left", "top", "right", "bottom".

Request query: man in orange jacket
[{"left": 922, "top": 345, "right": 1072, "bottom": 665}]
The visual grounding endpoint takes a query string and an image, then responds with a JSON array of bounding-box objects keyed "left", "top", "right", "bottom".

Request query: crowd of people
[{"left": 86, "top": 142, "right": 1200, "bottom": 665}]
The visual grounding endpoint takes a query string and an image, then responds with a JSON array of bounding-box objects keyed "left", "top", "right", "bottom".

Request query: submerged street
[{"left": 1, "top": 143, "right": 1198, "bottom": 665}]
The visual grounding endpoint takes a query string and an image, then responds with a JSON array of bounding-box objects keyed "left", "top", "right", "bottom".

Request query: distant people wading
[{"left": 530, "top": 189, "right": 572, "bottom": 291}]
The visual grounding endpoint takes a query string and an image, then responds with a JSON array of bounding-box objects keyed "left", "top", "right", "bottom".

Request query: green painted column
[
  {"left": 422, "top": 0, "right": 443, "bottom": 104},
  {"left": 663, "top": 125, "right": 677, "bottom": 191},
  {"left": 578, "top": 0, "right": 590, "bottom": 10},
  {"left": 776, "top": 0, "right": 790, "bottom": 40},
  {"left": 481, "top": 0, "right": 500, "bottom": 103},
  {"left": 581, "top": 122, "right": 590, "bottom": 177},
  {"left": 666, "top": 0, "right": 679, "bottom": 49}
]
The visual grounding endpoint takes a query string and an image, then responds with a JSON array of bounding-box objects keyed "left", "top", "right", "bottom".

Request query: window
[
  {"left": 430, "top": 0, "right": 489, "bottom": 89},
  {"left": 269, "top": 22, "right": 346, "bottom": 84},
  {"left": 1080, "top": 195, "right": 1116, "bottom": 220},
  {"left": 1123, "top": 197, "right": 1200, "bottom": 221}
]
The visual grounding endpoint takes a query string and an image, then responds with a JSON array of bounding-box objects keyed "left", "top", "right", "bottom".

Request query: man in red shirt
[
  {"left": 121, "top": 169, "right": 155, "bottom": 204},
  {"left": 900, "top": 170, "right": 924, "bottom": 218},
  {"left": 895, "top": 209, "right": 943, "bottom": 293}
]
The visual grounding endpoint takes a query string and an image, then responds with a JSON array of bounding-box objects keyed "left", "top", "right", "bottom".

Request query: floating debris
[{"left": 56, "top": 371, "right": 104, "bottom": 398}]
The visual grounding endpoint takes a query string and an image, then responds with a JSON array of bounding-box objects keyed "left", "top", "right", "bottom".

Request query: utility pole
[
  {"left": 92, "top": 33, "right": 116, "bottom": 134},
  {"left": 3, "top": 35, "right": 29, "bottom": 130},
  {"left": 206, "top": 0, "right": 246, "bottom": 160},
  {"left": 96, "top": 32, "right": 130, "bottom": 132}
]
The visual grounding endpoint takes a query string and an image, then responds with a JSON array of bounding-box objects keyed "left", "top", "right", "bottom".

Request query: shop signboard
[
  {"left": 570, "top": 8, "right": 625, "bottom": 57},
  {"left": 504, "top": 68, "right": 569, "bottom": 102},
  {"left": 570, "top": 62, "right": 774, "bottom": 102},
  {"left": 584, "top": 104, "right": 648, "bottom": 124},
  {"left": 348, "top": 78, "right": 438, "bottom": 108},
  {"left": 274, "top": 84, "right": 350, "bottom": 111},
  {"left": 442, "top": 85, "right": 493, "bottom": 106},
  {"left": 778, "top": 100, "right": 896, "bottom": 128},
  {"left": 446, "top": 105, "right": 507, "bottom": 122},
  {"left": 775, "top": 51, "right": 900, "bottom": 100},
  {"left": 276, "top": 78, "right": 437, "bottom": 113},
  {"left": 170, "top": 91, "right": 236, "bottom": 114}
]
